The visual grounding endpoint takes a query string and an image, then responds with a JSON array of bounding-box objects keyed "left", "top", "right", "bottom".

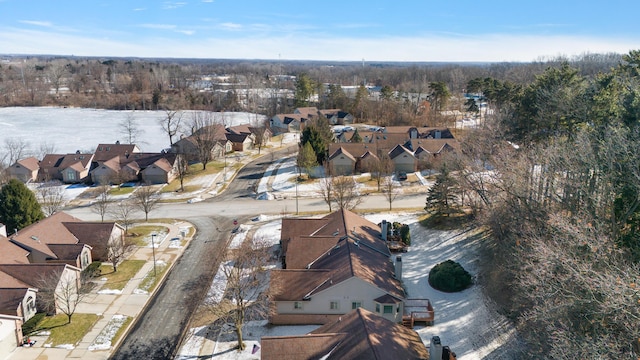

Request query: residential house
[
  {"left": 171, "top": 124, "right": 232, "bottom": 163},
  {"left": 6, "top": 212, "right": 94, "bottom": 270},
  {"left": 261, "top": 308, "right": 429, "bottom": 360},
  {"left": 327, "top": 143, "right": 381, "bottom": 176},
  {"left": 0, "top": 282, "right": 38, "bottom": 352},
  {"left": 270, "top": 209, "right": 405, "bottom": 325},
  {"left": 225, "top": 133, "right": 253, "bottom": 152},
  {"left": 62, "top": 221, "right": 125, "bottom": 262},
  {"left": 327, "top": 130, "right": 459, "bottom": 175},
  {"left": 294, "top": 107, "right": 319, "bottom": 120},
  {"left": 0, "top": 264, "right": 81, "bottom": 316},
  {"left": 6, "top": 157, "right": 39, "bottom": 183},
  {"left": 270, "top": 114, "right": 306, "bottom": 134},
  {"left": 91, "top": 143, "right": 178, "bottom": 185},
  {"left": 37, "top": 153, "right": 94, "bottom": 183},
  {"left": 388, "top": 144, "right": 417, "bottom": 173},
  {"left": 318, "top": 109, "right": 354, "bottom": 125}
]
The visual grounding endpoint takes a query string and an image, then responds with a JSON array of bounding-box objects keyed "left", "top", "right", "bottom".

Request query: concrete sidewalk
[{"left": 6, "top": 221, "right": 194, "bottom": 360}]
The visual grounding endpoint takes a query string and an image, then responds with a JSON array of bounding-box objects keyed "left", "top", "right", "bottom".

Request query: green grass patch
[
  {"left": 128, "top": 225, "right": 168, "bottom": 246},
  {"left": 100, "top": 260, "right": 146, "bottom": 290},
  {"left": 40, "top": 313, "right": 101, "bottom": 347},
  {"left": 108, "top": 187, "right": 135, "bottom": 196},
  {"left": 136, "top": 260, "right": 170, "bottom": 294}
]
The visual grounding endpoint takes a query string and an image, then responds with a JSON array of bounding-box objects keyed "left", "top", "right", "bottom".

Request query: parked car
[{"left": 397, "top": 171, "right": 408, "bottom": 181}]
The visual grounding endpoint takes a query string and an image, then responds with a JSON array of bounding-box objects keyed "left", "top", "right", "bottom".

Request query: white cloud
[
  {"left": 139, "top": 24, "right": 177, "bottom": 30},
  {"left": 19, "top": 20, "right": 53, "bottom": 27},
  {"left": 133, "top": 8, "right": 147, "bottom": 12},
  {"left": 202, "top": 0, "right": 214, "bottom": 2},
  {"left": 162, "top": 2, "right": 187, "bottom": 10},
  {"left": 220, "top": 22, "right": 243, "bottom": 30},
  {"left": 0, "top": 26, "right": 637, "bottom": 63}
]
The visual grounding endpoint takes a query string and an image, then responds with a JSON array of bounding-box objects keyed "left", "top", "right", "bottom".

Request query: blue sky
[{"left": 0, "top": 0, "right": 638, "bottom": 62}]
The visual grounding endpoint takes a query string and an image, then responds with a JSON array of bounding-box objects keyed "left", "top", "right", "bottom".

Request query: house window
[
  {"left": 351, "top": 301, "right": 362, "bottom": 310},
  {"left": 26, "top": 296, "right": 36, "bottom": 313},
  {"left": 375, "top": 303, "right": 380, "bottom": 313},
  {"left": 330, "top": 301, "right": 339, "bottom": 310},
  {"left": 294, "top": 302, "right": 303, "bottom": 310},
  {"left": 383, "top": 305, "right": 393, "bottom": 314},
  {"left": 66, "top": 169, "right": 76, "bottom": 181}
]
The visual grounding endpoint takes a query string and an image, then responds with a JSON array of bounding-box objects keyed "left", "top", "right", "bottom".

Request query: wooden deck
[{"left": 402, "top": 299, "right": 434, "bottom": 329}]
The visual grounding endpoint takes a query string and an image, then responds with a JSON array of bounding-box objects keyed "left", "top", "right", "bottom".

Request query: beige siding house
[
  {"left": 270, "top": 209, "right": 405, "bottom": 325},
  {"left": 7, "top": 157, "right": 39, "bottom": 183}
]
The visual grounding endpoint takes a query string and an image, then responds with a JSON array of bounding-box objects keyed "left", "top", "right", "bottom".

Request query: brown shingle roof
[
  {"left": 262, "top": 308, "right": 429, "bottom": 360},
  {"left": 271, "top": 269, "right": 331, "bottom": 301},
  {"left": 310, "top": 308, "right": 429, "bottom": 360},
  {"left": 0, "top": 237, "right": 30, "bottom": 264},
  {"left": 286, "top": 236, "right": 339, "bottom": 269},
  {"left": 0, "top": 288, "right": 29, "bottom": 316},
  {"left": 94, "top": 144, "right": 140, "bottom": 162},
  {"left": 47, "top": 244, "right": 85, "bottom": 262},
  {"left": 16, "top": 157, "right": 40, "bottom": 171},
  {"left": 0, "top": 264, "right": 70, "bottom": 289},
  {"left": 0, "top": 270, "right": 30, "bottom": 288},
  {"left": 260, "top": 333, "right": 346, "bottom": 360},
  {"left": 280, "top": 218, "right": 329, "bottom": 255},
  {"left": 273, "top": 210, "right": 403, "bottom": 302}
]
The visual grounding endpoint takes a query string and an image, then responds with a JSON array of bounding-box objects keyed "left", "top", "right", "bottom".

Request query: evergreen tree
[
  {"left": 0, "top": 179, "right": 45, "bottom": 232},
  {"left": 425, "top": 165, "right": 458, "bottom": 217},
  {"left": 297, "top": 142, "right": 318, "bottom": 175},
  {"left": 300, "top": 118, "right": 333, "bottom": 164},
  {"left": 350, "top": 128, "right": 362, "bottom": 143},
  {"left": 294, "top": 73, "right": 315, "bottom": 107}
]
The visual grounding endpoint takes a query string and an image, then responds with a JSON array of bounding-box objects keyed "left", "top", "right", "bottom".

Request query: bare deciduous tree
[
  {"left": 133, "top": 185, "right": 159, "bottom": 221},
  {"left": 381, "top": 176, "right": 399, "bottom": 211},
  {"left": 120, "top": 112, "right": 141, "bottom": 144},
  {"left": 205, "top": 237, "right": 274, "bottom": 351},
  {"left": 371, "top": 154, "right": 394, "bottom": 191},
  {"left": 189, "top": 111, "right": 220, "bottom": 170},
  {"left": 174, "top": 153, "right": 189, "bottom": 192},
  {"left": 159, "top": 110, "right": 183, "bottom": 145},
  {"left": 36, "top": 181, "right": 66, "bottom": 216},
  {"left": 331, "top": 176, "right": 363, "bottom": 210},
  {"left": 37, "top": 269, "right": 87, "bottom": 324},
  {"left": 91, "top": 185, "right": 111, "bottom": 222},
  {"left": 108, "top": 200, "right": 137, "bottom": 235},
  {"left": 106, "top": 235, "right": 135, "bottom": 272},
  {"left": 2, "top": 138, "right": 29, "bottom": 166},
  {"left": 316, "top": 175, "right": 335, "bottom": 212}
]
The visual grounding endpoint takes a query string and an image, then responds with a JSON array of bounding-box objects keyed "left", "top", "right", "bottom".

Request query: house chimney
[
  {"left": 116, "top": 140, "right": 120, "bottom": 145},
  {"left": 381, "top": 220, "right": 388, "bottom": 241},
  {"left": 0, "top": 223, "right": 6, "bottom": 237},
  {"left": 429, "top": 336, "right": 442, "bottom": 360},
  {"left": 395, "top": 256, "right": 402, "bottom": 280},
  {"left": 435, "top": 130, "right": 441, "bottom": 139}
]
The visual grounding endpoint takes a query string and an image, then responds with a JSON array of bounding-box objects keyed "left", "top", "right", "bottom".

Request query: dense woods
[{"left": 2, "top": 50, "right": 640, "bottom": 358}]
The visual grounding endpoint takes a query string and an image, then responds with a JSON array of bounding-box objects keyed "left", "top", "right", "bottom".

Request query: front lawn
[
  {"left": 128, "top": 225, "right": 168, "bottom": 246},
  {"left": 38, "top": 313, "right": 101, "bottom": 347},
  {"left": 108, "top": 186, "right": 136, "bottom": 196},
  {"left": 99, "top": 260, "right": 146, "bottom": 290}
]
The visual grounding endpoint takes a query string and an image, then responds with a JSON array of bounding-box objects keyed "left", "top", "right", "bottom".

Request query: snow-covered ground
[
  {"left": 0, "top": 107, "right": 265, "bottom": 154},
  {"left": 176, "top": 213, "right": 517, "bottom": 359},
  {"left": 88, "top": 314, "right": 130, "bottom": 351}
]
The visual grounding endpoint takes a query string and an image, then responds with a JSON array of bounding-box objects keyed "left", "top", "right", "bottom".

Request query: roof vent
[
  {"left": 31, "top": 236, "right": 38, "bottom": 241},
  {"left": 332, "top": 229, "right": 339, "bottom": 236}
]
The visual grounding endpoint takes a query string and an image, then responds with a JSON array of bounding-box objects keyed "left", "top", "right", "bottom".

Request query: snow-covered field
[
  {"left": 0, "top": 107, "right": 265, "bottom": 154},
  {"left": 176, "top": 213, "right": 517, "bottom": 359}
]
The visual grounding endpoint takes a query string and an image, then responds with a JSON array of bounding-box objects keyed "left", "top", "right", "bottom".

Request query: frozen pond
[{"left": 0, "top": 107, "right": 264, "bottom": 155}]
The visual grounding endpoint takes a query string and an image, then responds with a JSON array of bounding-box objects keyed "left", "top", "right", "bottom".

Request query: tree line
[{"left": 421, "top": 50, "right": 640, "bottom": 359}]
